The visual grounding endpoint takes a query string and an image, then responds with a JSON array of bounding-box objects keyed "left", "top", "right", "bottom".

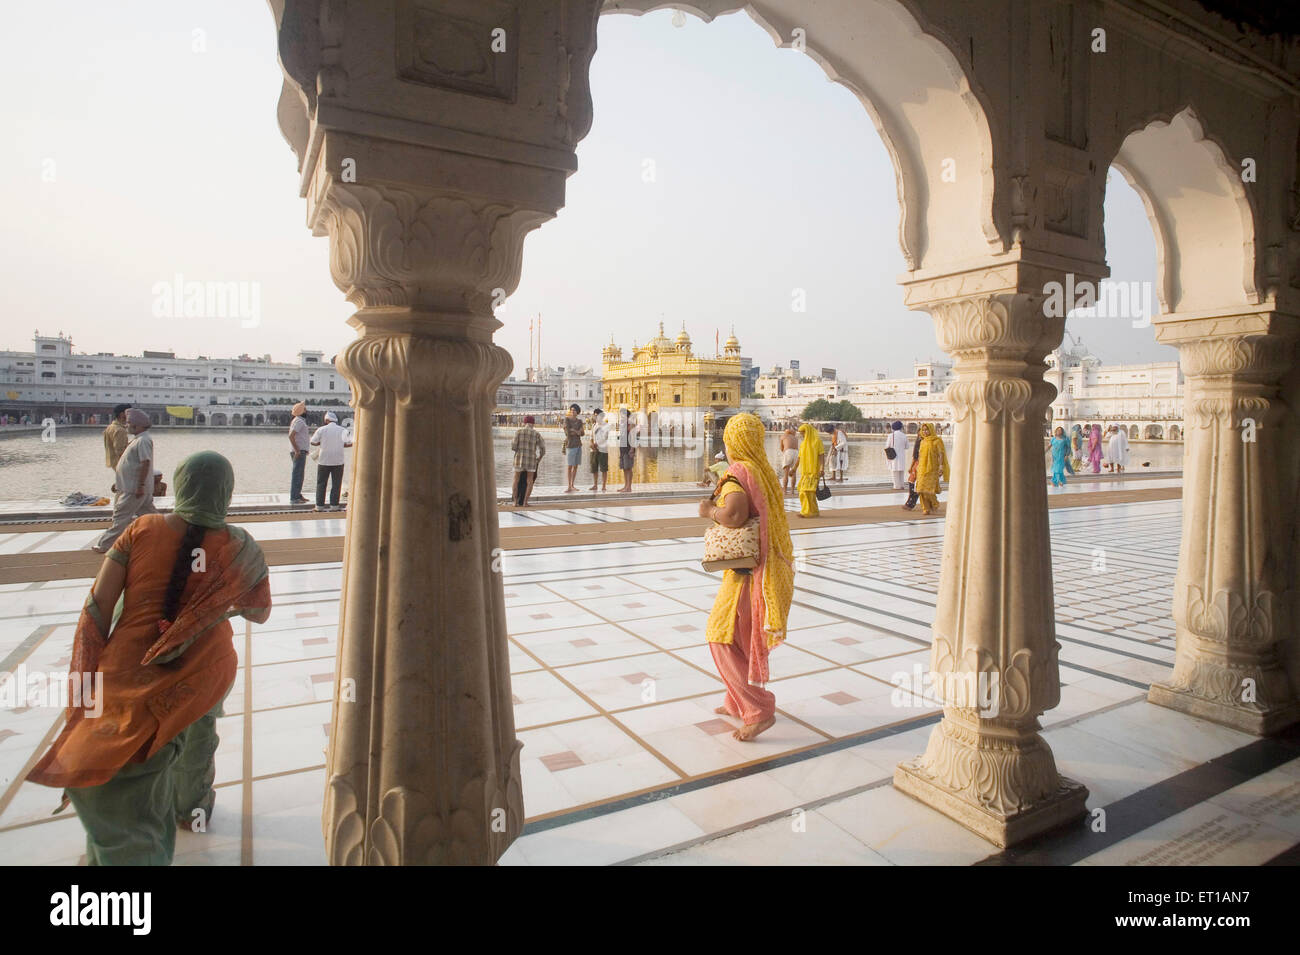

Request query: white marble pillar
[
  {"left": 265, "top": 0, "right": 601, "bottom": 864},
  {"left": 894, "top": 288, "right": 1088, "bottom": 847},
  {"left": 316, "top": 183, "right": 552, "bottom": 863},
  {"left": 1148, "top": 315, "right": 1300, "bottom": 734}
]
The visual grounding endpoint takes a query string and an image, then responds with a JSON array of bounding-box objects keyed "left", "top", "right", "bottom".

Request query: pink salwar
[{"left": 709, "top": 578, "right": 776, "bottom": 724}]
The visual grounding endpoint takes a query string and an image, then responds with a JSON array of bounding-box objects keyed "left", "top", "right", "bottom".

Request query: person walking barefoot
[
  {"left": 616, "top": 408, "right": 637, "bottom": 493},
  {"left": 587, "top": 408, "right": 609, "bottom": 492},
  {"left": 700, "top": 413, "right": 793, "bottom": 742},
  {"left": 562, "top": 404, "right": 584, "bottom": 493},
  {"left": 779, "top": 424, "right": 799, "bottom": 495}
]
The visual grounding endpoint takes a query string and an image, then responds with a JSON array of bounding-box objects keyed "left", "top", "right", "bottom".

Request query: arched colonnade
[{"left": 267, "top": 0, "right": 1300, "bottom": 862}]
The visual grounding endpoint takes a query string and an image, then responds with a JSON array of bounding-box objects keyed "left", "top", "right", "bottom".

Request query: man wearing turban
[
  {"left": 288, "top": 401, "right": 310, "bottom": 504},
  {"left": 90, "top": 409, "right": 157, "bottom": 553}
]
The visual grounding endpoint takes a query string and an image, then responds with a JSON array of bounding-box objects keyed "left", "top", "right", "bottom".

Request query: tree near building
[{"left": 801, "top": 399, "right": 863, "bottom": 422}]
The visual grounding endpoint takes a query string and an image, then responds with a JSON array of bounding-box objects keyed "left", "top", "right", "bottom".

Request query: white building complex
[
  {"left": 494, "top": 364, "right": 602, "bottom": 419},
  {"left": 0, "top": 333, "right": 351, "bottom": 426},
  {"left": 744, "top": 341, "right": 1184, "bottom": 438}
]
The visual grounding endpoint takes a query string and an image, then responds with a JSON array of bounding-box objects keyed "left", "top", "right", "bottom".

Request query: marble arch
[
  {"left": 602, "top": 0, "right": 1002, "bottom": 271},
  {"left": 1110, "top": 107, "right": 1258, "bottom": 314}
]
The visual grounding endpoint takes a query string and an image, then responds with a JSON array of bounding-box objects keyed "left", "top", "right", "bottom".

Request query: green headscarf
[{"left": 172, "top": 451, "right": 235, "bottom": 528}]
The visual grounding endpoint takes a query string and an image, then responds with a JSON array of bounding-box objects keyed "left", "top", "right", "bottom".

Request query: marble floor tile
[
  {"left": 1068, "top": 702, "right": 1255, "bottom": 769},
  {"left": 1043, "top": 722, "right": 1199, "bottom": 809},
  {"left": 0, "top": 781, "right": 64, "bottom": 829},
  {"left": 512, "top": 623, "right": 658, "bottom": 668},
  {"left": 541, "top": 576, "right": 651, "bottom": 600},
  {"left": 613, "top": 696, "right": 827, "bottom": 777},
  {"left": 506, "top": 600, "right": 605, "bottom": 635},
  {"left": 502, "top": 582, "right": 565, "bottom": 607},
  {"left": 617, "top": 611, "right": 711, "bottom": 650},
  {"left": 510, "top": 669, "right": 600, "bottom": 728},
  {"left": 784, "top": 623, "right": 928, "bottom": 666},
  {"left": 769, "top": 669, "right": 935, "bottom": 735},
  {"left": 667, "top": 772, "right": 810, "bottom": 834},
  {"left": 558, "top": 652, "right": 720, "bottom": 712},
  {"left": 249, "top": 658, "right": 337, "bottom": 711},
  {"left": 249, "top": 702, "right": 331, "bottom": 778},
  {"left": 574, "top": 590, "right": 702, "bottom": 622},
  {"left": 504, "top": 799, "right": 706, "bottom": 865},
  {"left": 642, "top": 809, "right": 892, "bottom": 866},
  {"left": 250, "top": 769, "right": 327, "bottom": 866},
  {"left": 518, "top": 716, "right": 679, "bottom": 817},
  {"left": 818, "top": 785, "right": 998, "bottom": 864},
  {"left": 618, "top": 569, "right": 711, "bottom": 593},
  {"left": 0, "top": 815, "right": 87, "bottom": 865}
]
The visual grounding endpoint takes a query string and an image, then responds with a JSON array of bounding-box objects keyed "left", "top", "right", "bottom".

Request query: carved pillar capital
[
  {"left": 1176, "top": 334, "right": 1294, "bottom": 382},
  {"left": 928, "top": 293, "right": 1060, "bottom": 363},
  {"left": 339, "top": 330, "right": 514, "bottom": 412},
  {"left": 312, "top": 181, "right": 551, "bottom": 314}
]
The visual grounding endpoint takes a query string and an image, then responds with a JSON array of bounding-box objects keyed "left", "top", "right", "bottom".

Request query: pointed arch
[
  {"left": 1109, "top": 106, "right": 1259, "bottom": 314},
  {"left": 601, "top": 0, "right": 1001, "bottom": 271}
]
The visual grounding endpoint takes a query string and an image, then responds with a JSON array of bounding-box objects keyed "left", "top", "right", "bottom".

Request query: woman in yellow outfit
[
  {"left": 915, "top": 422, "right": 950, "bottom": 514},
  {"left": 699, "top": 414, "right": 794, "bottom": 741},
  {"left": 796, "top": 423, "right": 825, "bottom": 517}
]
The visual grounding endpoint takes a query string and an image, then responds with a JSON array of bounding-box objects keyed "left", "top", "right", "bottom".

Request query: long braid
[{"left": 161, "top": 522, "right": 207, "bottom": 631}]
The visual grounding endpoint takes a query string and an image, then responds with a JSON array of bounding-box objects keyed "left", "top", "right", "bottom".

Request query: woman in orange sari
[
  {"left": 698, "top": 414, "right": 795, "bottom": 741},
  {"left": 29, "top": 451, "right": 271, "bottom": 865}
]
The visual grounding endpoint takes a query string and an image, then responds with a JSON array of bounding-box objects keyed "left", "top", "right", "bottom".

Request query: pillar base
[
  {"left": 893, "top": 760, "right": 1088, "bottom": 848},
  {"left": 1147, "top": 681, "right": 1300, "bottom": 736}
]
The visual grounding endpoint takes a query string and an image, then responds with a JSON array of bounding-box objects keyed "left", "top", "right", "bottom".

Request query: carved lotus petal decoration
[
  {"left": 369, "top": 786, "right": 443, "bottom": 865},
  {"left": 325, "top": 774, "right": 366, "bottom": 866}
]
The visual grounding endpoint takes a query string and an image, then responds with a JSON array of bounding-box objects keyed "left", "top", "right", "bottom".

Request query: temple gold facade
[{"left": 600, "top": 323, "right": 742, "bottom": 433}]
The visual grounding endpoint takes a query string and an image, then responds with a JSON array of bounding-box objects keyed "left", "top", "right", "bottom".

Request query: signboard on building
[{"left": 821, "top": 368, "right": 836, "bottom": 380}]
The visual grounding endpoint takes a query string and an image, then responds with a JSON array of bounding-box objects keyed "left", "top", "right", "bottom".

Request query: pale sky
[{"left": 0, "top": 3, "right": 1171, "bottom": 379}]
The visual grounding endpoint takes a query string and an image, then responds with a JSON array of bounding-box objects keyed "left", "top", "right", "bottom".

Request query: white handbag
[{"left": 702, "top": 517, "right": 760, "bottom": 572}]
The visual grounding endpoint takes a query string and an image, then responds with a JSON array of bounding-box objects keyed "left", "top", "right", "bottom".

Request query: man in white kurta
[
  {"left": 91, "top": 409, "right": 157, "bottom": 552},
  {"left": 1107, "top": 426, "right": 1131, "bottom": 473},
  {"left": 886, "top": 421, "right": 910, "bottom": 489}
]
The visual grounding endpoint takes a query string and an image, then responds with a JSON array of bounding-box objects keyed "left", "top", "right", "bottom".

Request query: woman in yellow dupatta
[
  {"left": 796, "top": 422, "right": 825, "bottom": 517},
  {"left": 915, "top": 423, "right": 950, "bottom": 515},
  {"left": 29, "top": 451, "right": 271, "bottom": 865},
  {"left": 699, "top": 414, "right": 794, "bottom": 741}
]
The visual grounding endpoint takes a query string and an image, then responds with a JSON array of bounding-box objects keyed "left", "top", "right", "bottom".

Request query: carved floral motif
[
  {"left": 1184, "top": 395, "right": 1273, "bottom": 428},
  {"left": 1183, "top": 586, "right": 1277, "bottom": 645},
  {"left": 315, "top": 183, "right": 550, "bottom": 311},
  {"left": 325, "top": 740, "right": 523, "bottom": 865},
  {"left": 928, "top": 294, "right": 1057, "bottom": 359},
  {"left": 1178, "top": 335, "right": 1291, "bottom": 380},
  {"left": 1163, "top": 650, "right": 1294, "bottom": 712},
  {"left": 909, "top": 715, "right": 1063, "bottom": 816},
  {"left": 337, "top": 334, "right": 513, "bottom": 411},
  {"left": 931, "top": 633, "right": 1061, "bottom": 721}
]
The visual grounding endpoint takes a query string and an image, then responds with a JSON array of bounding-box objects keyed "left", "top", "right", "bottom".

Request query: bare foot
[
  {"left": 733, "top": 716, "right": 775, "bottom": 742},
  {"left": 714, "top": 705, "right": 732, "bottom": 716},
  {"left": 587, "top": 485, "right": 597, "bottom": 490}
]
